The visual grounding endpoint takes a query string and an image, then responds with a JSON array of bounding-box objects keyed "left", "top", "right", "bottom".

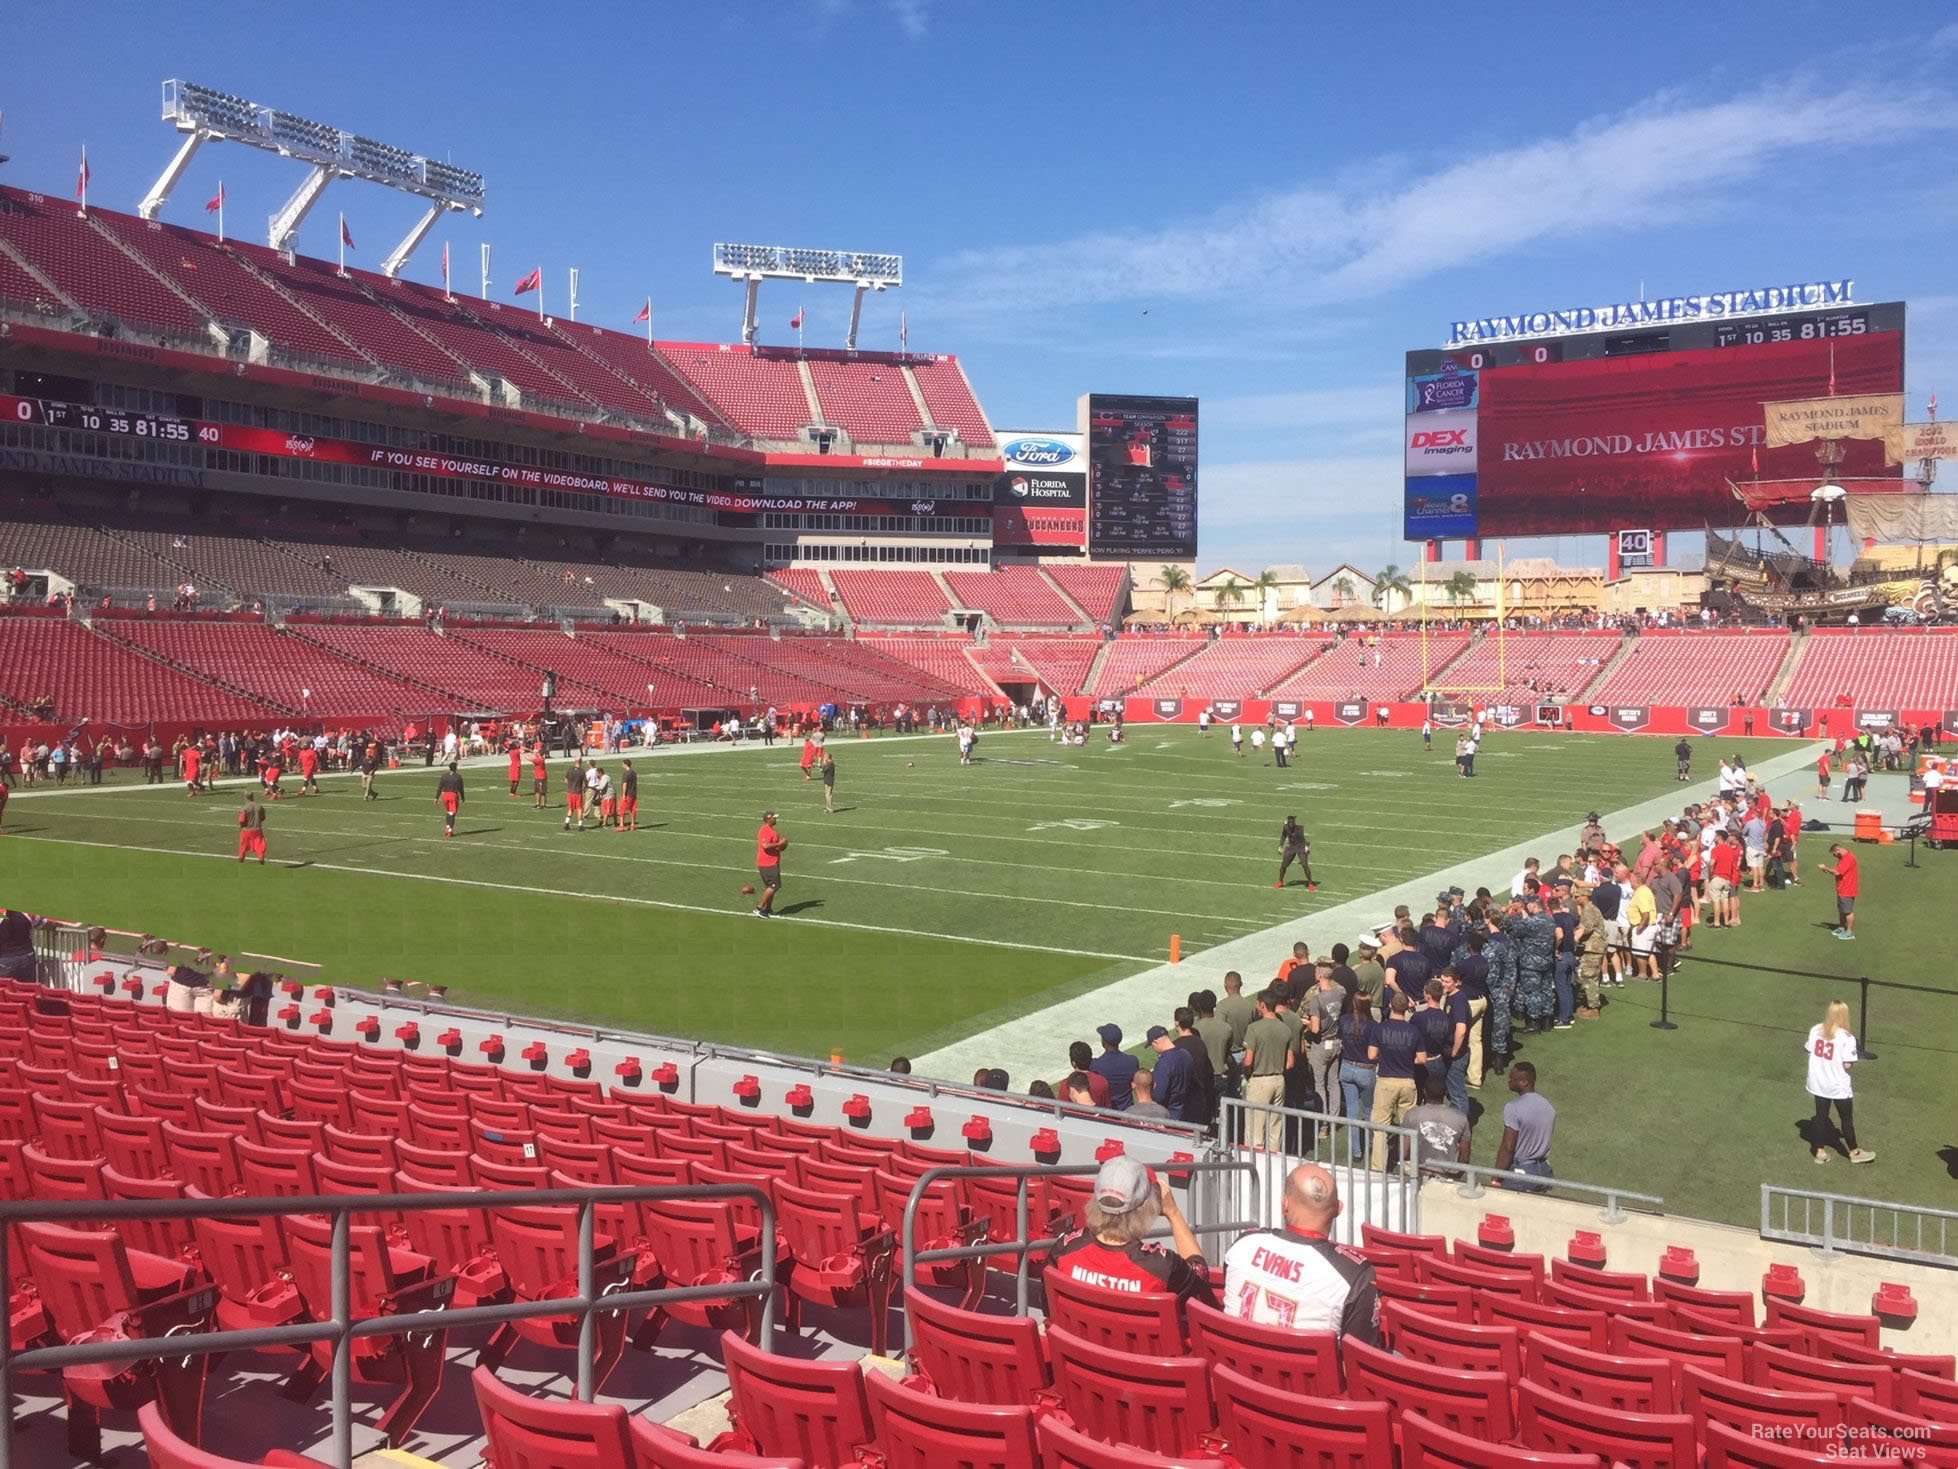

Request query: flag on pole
[
  {"left": 633, "top": 298, "right": 651, "bottom": 323},
  {"left": 205, "top": 183, "right": 226, "bottom": 243},
  {"left": 789, "top": 307, "right": 803, "bottom": 330},
  {"left": 75, "top": 145, "right": 89, "bottom": 210},
  {"left": 1750, "top": 441, "right": 1759, "bottom": 477},
  {"left": 441, "top": 241, "right": 452, "bottom": 299},
  {"left": 513, "top": 267, "right": 542, "bottom": 295},
  {"left": 899, "top": 311, "right": 908, "bottom": 352},
  {"left": 338, "top": 213, "right": 353, "bottom": 275},
  {"left": 1930, "top": 391, "right": 1939, "bottom": 422}
]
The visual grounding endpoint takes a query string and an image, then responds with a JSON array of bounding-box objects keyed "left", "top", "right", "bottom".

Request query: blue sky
[{"left": 6, "top": 2, "right": 1955, "bottom": 578}]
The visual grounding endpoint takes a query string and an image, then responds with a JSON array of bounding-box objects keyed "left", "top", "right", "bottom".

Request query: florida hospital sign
[{"left": 1446, "top": 280, "right": 1854, "bottom": 347}]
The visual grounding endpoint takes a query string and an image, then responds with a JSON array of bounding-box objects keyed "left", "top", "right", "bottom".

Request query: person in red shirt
[
  {"left": 754, "top": 812, "right": 787, "bottom": 917},
  {"left": 1823, "top": 843, "right": 1859, "bottom": 940},
  {"left": 297, "top": 742, "right": 320, "bottom": 797},
  {"left": 1707, "top": 830, "right": 1743, "bottom": 928},
  {"left": 1816, "top": 751, "right": 1833, "bottom": 800},
  {"left": 799, "top": 734, "right": 818, "bottom": 782},
  {"left": 508, "top": 742, "right": 522, "bottom": 796},
  {"left": 1044, "top": 1156, "right": 1208, "bottom": 1302},
  {"left": 182, "top": 742, "right": 203, "bottom": 798},
  {"left": 530, "top": 743, "right": 549, "bottom": 810}
]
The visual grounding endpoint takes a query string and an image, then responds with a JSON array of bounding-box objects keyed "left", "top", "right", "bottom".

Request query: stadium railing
[
  {"left": 896, "top": 1158, "right": 1262, "bottom": 1350},
  {"left": 1437, "top": 1160, "right": 1664, "bottom": 1223},
  {"left": 1216, "top": 1095, "right": 1423, "bottom": 1242},
  {"left": 1762, "top": 1186, "right": 1958, "bottom": 1269},
  {"left": 0, "top": 1181, "right": 778, "bottom": 1469}
]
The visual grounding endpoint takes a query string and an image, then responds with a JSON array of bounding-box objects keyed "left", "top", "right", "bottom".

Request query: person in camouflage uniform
[
  {"left": 1506, "top": 895, "right": 1558, "bottom": 1036},
  {"left": 1480, "top": 909, "right": 1520, "bottom": 1074}
]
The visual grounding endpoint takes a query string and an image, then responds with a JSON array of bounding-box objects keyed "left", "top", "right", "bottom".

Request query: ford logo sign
[{"left": 1004, "top": 437, "right": 1074, "bottom": 468}]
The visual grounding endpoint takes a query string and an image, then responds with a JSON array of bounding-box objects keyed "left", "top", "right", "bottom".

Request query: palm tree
[
  {"left": 1333, "top": 575, "right": 1357, "bottom": 608},
  {"left": 1155, "top": 565, "right": 1192, "bottom": 619},
  {"left": 1213, "top": 576, "right": 1247, "bottom": 615},
  {"left": 1251, "top": 568, "right": 1281, "bottom": 622},
  {"left": 1444, "top": 570, "right": 1479, "bottom": 606},
  {"left": 1373, "top": 563, "right": 1412, "bottom": 610}
]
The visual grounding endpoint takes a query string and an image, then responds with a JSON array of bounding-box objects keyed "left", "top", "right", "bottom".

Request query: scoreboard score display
[{"left": 1403, "top": 301, "right": 1906, "bottom": 539}]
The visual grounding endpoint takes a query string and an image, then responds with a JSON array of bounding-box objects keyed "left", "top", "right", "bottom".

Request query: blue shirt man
[
  {"left": 1090, "top": 1023, "right": 1139, "bottom": 1110},
  {"left": 1146, "top": 1025, "right": 1194, "bottom": 1119}
]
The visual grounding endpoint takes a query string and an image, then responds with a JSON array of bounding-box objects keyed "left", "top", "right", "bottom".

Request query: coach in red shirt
[{"left": 1824, "top": 843, "right": 1859, "bottom": 940}]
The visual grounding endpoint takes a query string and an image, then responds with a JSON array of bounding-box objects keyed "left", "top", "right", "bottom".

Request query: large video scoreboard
[
  {"left": 1403, "top": 301, "right": 1906, "bottom": 539},
  {"left": 1084, "top": 394, "right": 1198, "bottom": 560}
]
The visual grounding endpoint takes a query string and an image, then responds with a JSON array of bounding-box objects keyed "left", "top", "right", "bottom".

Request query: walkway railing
[
  {"left": 0, "top": 1182, "right": 776, "bottom": 1469},
  {"left": 897, "top": 1159, "right": 1261, "bottom": 1351},
  {"left": 1216, "top": 1095, "right": 1423, "bottom": 1243},
  {"left": 1438, "top": 1160, "right": 1663, "bottom": 1223},
  {"left": 1761, "top": 1185, "right": 1958, "bottom": 1267}
]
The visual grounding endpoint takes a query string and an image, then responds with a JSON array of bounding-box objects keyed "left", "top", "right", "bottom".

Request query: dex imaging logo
[{"left": 1404, "top": 411, "right": 1477, "bottom": 473}]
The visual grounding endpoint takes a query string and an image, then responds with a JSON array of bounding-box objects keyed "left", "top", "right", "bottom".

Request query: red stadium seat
[
  {"left": 1750, "top": 1342, "right": 1896, "bottom": 1407},
  {"left": 1682, "top": 1362, "right": 1844, "bottom": 1439},
  {"left": 1211, "top": 1366, "right": 1391, "bottom": 1468},
  {"left": 29, "top": 1095, "right": 104, "bottom": 1160},
  {"left": 1610, "top": 1317, "right": 1747, "bottom": 1386},
  {"left": 101, "top": 1164, "right": 195, "bottom": 1262},
  {"left": 1516, "top": 1377, "right": 1698, "bottom": 1469},
  {"left": 1701, "top": 1418, "right": 1844, "bottom": 1468},
  {"left": 1042, "top": 1266, "right": 1187, "bottom": 1356},
  {"left": 1034, "top": 1415, "right": 1227, "bottom": 1469},
  {"left": 191, "top": 1210, "right": 303, "bottom": 1334},
  {"left": 1043, "top": 1325, "right": 1216, "bottom": 1458},
  {"left": 1816, "top": 1337, "right": 1955, "bottom": 1381},
  {"left": 1375, "top": 1271, "right": 1475, "bottom": 1320},
  {"left": 863, "top": 1367, "right": 1040, "bottom": 1469},
  {"left": 1478, "top": 1291, "right": 1610, "bottom": 1349},
  {"left": 321, "top": 1125, "right": 397, "bottom": 1170},
  {"left": 1184, "top": 1297, "right": 1340, "bottom": 1397},
  {"left": 161, "top": 1123, "right": 239, "bottom": 1197},
  {"left": 1669, "top": 1305, "right": 1803, "bottom": 1351},
  {"left": 280, "top": 1213, "right": 454, "bottom": 1446},
  {"left": 18, "top": 1222, "right": 212, "bottom": 1460},
  {"left": 1384, "top": 1299, "right": 1524, "bottom": 1377},
  {"left": 1543, "top": 1276, "right": 1668, "bottom": 1321},
  {"left": 1345, "top": 1335, "right": 1514, "bottom": 1441},
  {"left": 873, "top": 1168, "right": 983, "bottom": 1305},
  {"left": 1901, "top": 1369, "right": 1958, "bottom": 1422},
  {"left": 470, "top": 1362, "right": 642, "bottom": 1468},
  {"left": 1399, "top": 1410, "right": 1601, "bottom": 1469},
  {"left": 631, "top": 1196, "right": 765, "bottom": 1347},
  {"left": 21, "top": 1140, "right": 107, "bottom": 1204},
  {"left": 394, "top": 1140, "right": 474, "bottom": 1186},
  {"left": 903, "top": 1287, "right": 1050, "bottom": 1405},
  {"left": 1359, "top": 1222, "right": 1451, "bottom": 1255},
  {"left": 1654, "top": 1276, "right": 1757, "bottom": 1326},
  {"left": 1550, "top": 1258, "right": 1651, "bottom": 1300},
  {"left": 774, "top": 1178, "right": 898, "bottom": 1355},
  {"left": 253, "top": 1113, "right": 327, "bottom": 1156},
  {"left": 1523, "top": 1332, "right": 1679, "bottom": 1414},
  {"left": 191, "top": 1098, "right": 260, "bottom": 1140},
  {"left": 718, "top": 1329, "right": 875, "bottom": 1469},
  {"left": 233, "top": 1139, "right": 320, "bottom": 1198},
  {"left": 1843, "top": 1397, "right": 1958, "bottom": 1467},
  {"left": 1417, "top": 1252, "right": 1539, "bottom": 1301},
  {"left": 137, "top": 1401, "right": 328, "bottom": 1468},
  {"left": 1764, "top": 1298, "right": 1882, "bottom": 1352},
  {"left": 1456, "top": 1239, "right": 1547, "bottom": 1282},
  {"left": 479, "top": 1204, "right": 635, "bottom": 1390},
  {"left": 393, "top": 1175, "right": 506, "bottom": 1307}
]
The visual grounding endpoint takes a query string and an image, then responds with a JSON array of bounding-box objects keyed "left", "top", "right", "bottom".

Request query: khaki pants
[
  {"left": 1370, "top": 1076, "right": 1419, "bottom": 1169},
  {"left": 1464, "top": 997, "right": 1489, "bottom": 1088},
  {"left": 1245, "top": 1074, "right": 1286, "bottom": 1149}
]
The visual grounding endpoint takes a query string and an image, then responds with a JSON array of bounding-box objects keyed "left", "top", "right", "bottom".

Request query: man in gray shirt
[
  {"left": 1493, "top": 1061, "right": 1555, "bottom": 1194},
  {"left": 1125, "top": 1069, "right": 1170, "bottom": 1119},
  {"left": 1742, "top": 813, "right": 1769, "bottom": 893},
  {"left": 1402, "top": 1070, "right": 1470, "bottom": 1178}
]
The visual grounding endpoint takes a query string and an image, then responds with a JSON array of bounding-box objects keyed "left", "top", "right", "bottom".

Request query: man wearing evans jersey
[
  {"left": 1221, "top": 1162, "right": 1379, "bottom": 1345},
  {"left": 1045, "top": 1156, "right": 1208, "bottom": 1301}
]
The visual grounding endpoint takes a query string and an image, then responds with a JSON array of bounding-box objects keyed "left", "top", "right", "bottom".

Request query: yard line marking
[{"left": 5, "top": 833, "right": 1157, "bottom": 964}]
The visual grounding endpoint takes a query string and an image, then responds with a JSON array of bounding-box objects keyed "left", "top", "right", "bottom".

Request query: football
[{"left": 740, "top": 884, "right": 755, "bottom": 895}]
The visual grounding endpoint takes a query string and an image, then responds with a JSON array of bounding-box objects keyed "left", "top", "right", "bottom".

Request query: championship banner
[
  {"left": 1761, "top": 393, "right": 1903, "bottom": 447},
  {"left": 1884, "top": 421, "right": 1958, "bottom": 464},
  {"left": 1845, "top": 493, "right": 1958, "bottom": 546}
]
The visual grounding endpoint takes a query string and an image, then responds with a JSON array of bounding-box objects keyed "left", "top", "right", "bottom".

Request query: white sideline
[{"left": 912, "top": 742, "right": 1827, "bottom": 1086}]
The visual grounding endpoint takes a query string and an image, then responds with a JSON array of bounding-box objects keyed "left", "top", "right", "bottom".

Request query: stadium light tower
[
  {"left": 712, "top": 242, "right": 902, "bottom": 350},
  {"left": 140, "top": 80, "right": 485, "bottom": 276}
]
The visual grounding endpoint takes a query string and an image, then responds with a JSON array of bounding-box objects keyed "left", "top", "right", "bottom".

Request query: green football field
[{"left": 2, "top": 725, "right": 1953, "bottom": 1230}]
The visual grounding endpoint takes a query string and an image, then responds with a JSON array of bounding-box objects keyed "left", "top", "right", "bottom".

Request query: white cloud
[
  {"left": 932, "top": 78, "right": 1958, "bottom": 315},
  {"left": 887, "top": 0, "right": 930, "bottom": 38}
]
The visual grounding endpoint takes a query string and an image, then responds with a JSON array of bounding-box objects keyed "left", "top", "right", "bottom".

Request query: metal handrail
[
  {"left": 1440, "top": 1161, "right": 1664, "bottom": 1223},
  {"left": 0, "top": 1182, "right": 776, "bottom": 1469},
  {"left": 1761, "top": 1184, "right": 1958, "bottom": 1266},
  {"left": 895, "top": 1158, "right": 1262, "bottom": 1353}
]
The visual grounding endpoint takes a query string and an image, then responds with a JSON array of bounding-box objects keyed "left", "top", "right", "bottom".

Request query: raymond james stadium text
[{"left": 1447, "top": 279, "right": 1853, "bottom": 345}]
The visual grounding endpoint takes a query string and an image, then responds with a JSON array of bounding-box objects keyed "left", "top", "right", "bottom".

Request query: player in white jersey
[
  {"left": 1804, "top": 999, "right": 1874, "bottom": 1165},
  {"left": 957, "top": 723, "right": 974, "bottom": 765},
  {"left": 1229, "top": 723, "right": 1243, "bottom": 757}
]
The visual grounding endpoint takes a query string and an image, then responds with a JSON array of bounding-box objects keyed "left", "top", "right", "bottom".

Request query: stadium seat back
[
  {"left": 863, "top": 1368, "right": 1039, "bottom": 1469},
  {"left": 0, "top": 1086, "right": 37, "bottom": 1140},
  {"left": 192, "top": 1211, "right": 291, "bottom": 1310},
  {"left": 211, "top": 1066, "right": 283, "bottom": 1112},
  {"left": 31, "top": 1094, "right": 104, "bottom": 1160},
  {"left": 283, "top": 1211, "right": 429, "bottom": 1320},
  {"left": 1844, "top": 1397, "right": 1958, "bottom": 1462},
  {"left": 1478, "top": 1290, "right": 1610, "bottom": 1349},
  {"left": 321, "top": 1124, "right": 397, "bottom": 1170},
  {"left": 1375, "top": 1270, "right": 1475, "bottom": 1320},
  {"left": 1550, "top": 1257, "right": 1651, "bottom": 1300},
  {"left": 469, "top": 1364, "right": 638, "bottom": 1469},
  {"left": 1653, "top": 1276, "right": 1757, "bottom": 1326},
  {"left": 1817, "top": 1338, "right": 1955, "bottom": 1382},
  {"left": 101, "top": 1164, "right": 193, "bottom": 1260},
  {"left": 348, "top": 1094, "right": 412, "bottom": 1136},
  {"left": 254, "top": 1112, "right": 327, "bottom": 1155},
  {"left": 20, "top": 1221, "right": 149, "bottom": 1339},
  {"left": 629, "top": 1420, "right": 806, "bottom": 1469},
  {"left": 1211, "top": 1365, "right": 1389, "bottom": 1468},
  {"left": 1399, "top": 1410, "right": 1600, "bottom": 1469},
  {"left": 1516, "top": 1377, "right": 1697, "bottom": 1469},
  {"left": 234, "top": 1138, "right": 319, "bottom": 1197},
  {"left": 1344, "top": 1335, "right": 1515, "bottom": 1441},
  {"left": 394, "top": 1139, "right": 474, "bottom": 1186},
  {"left": 658, "top": 1133, "right": 729, "bottom": 1169},
  {"left": 1044, "top": 1324, "right": 1213, "bottom": 1457},
  {"left": 1385, "top": 1299, "right": 1524, "bottom": 1377},
  {"left": 1682, "top": 1362, "right": 1844, "bottom": 1438},
  {"left": 1033, "top": 1412, "right": 1227, "bottom": 1469},
  {"left": 284, "top": 1077, "right": 351, "bottom": 1128},
  {"left": 1764, "top": 1298, "right": 1882, "bottom": 1352},
  {"left": 1043, "top": 1267, "right": 1186, "bottom": 1355},
  {"left": 22, "top": 1140, "right": 108, "bottom": 1203},
  {"left": 191, "top": 1098, "right": 259, "bottom": 1140},
  {"left": 536, "top": 1134, "right": 615, "bottom": 1183},
  {"left": 529, "top": 1109, "right": 595, "bottom": 1145},
  {"left": 161, "top": 1122, "right": 239, "bottom": 1196},
  {"left": 1671, "top": 1305, "right": 1803, "bottom": 1351},
  {"left": 722, "top": 1328, "right": 875, "bottom": 1469},
  {"left": 489, "top": 1202, "right": 601, "bottom": 1300},
  {"left": 406, "top": 1104, "right": 472, "bottom": 1150},
  {"left": 1184, "top": 1297, "right": 1340, "bottom": 1397},
  {"left": 1610, "top": 1317, "right": 1747, "bottom": 1385},
  {"left": 1418, "top": 1252, "right": 1540, "bottom": 1301},
  {"left": 902, "top": 1287, "right": 1049, "bottom": 1405},
  {"left": 1544, "top": 1276, "right": 1668, "bottom": 1321},
  {"left": 1456, "top": 1240, "right": 1547, "bottom": 1281},
  {"left": 130, "top": 1084, "right": 201, "bottom": 1127},
  {"left": 1750, "top": 1342, "right": 1894, "bottom": 1408},
  {"left": 589, "top": 1118, "right": 661, "bottom": 1155},
  {"left": 1700, "top": 1418, "right": 1849, "bottom": 1469},
  {"left": 793, "top": 1156, "right": 876, "bottom": 1212},
  {"left": 471, "top": 1096, "right": 532, "bottom": 1132},
  {"left": 139, "top": 1400, "right": 330, "bottom": 1468},
  {"left": 470, "top": 1155, "right": 549, "bottom": 1190},
  {"left": 1523, "top": 1332, "right": 1679, "bottom": 1414},
  {"left": 1360, "top": 1222, "right": 1451, "bottom": 1255}
]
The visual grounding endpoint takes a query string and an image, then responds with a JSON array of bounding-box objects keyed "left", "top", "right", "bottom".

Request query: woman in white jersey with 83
[{"left": 1805, "top": 999, "right": 1874, "bottom": 1165}]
